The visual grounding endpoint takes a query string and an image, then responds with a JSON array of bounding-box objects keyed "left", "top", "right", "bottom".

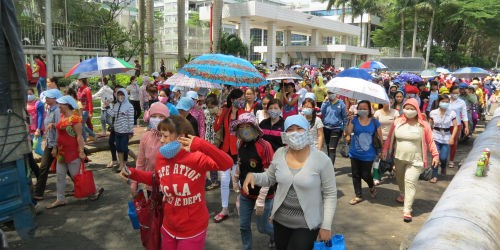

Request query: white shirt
[
  {"left": 448, "top": 98, "right": 468, "bottom": 124},
  {"left": 429, "top": 109, "right": 456, "bottom": 144},
  {"left": 92, "top": 85, "right": 114, "bottom": 110},
  {"left": 308, "top": 116, "right": 324, "bottom": 149}
]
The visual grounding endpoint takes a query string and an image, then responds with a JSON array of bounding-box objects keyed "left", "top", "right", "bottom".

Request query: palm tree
[
  {"left": 410, "top": 0, "right": 422, "bottom": 57},
  {"left": 146, "top": 0, "right": 154, "bottom": 74},
  {"left": 324, "top": 0, "right": 349, "bottom": 23},
  {"left": 219, "top": 33, "right": 248, "bottom": 57},
  {"left": 392, "top": 0, "right": 412, "bottom": 57},
  {"left": 364, "top": 0, "right": 382, "bottom": 48},
  {"left": 422, "top": 0, "right": 445, "bottom": 69},
  {"left": 212, "top": 0, "right": 223, "bottom": 52},
  {"left": 350, "top": 0, "right": 366, "bottom": 47},
  {"left": 177, "top": 0, "right": 186, "bottom": 68},
  {"left": 138, "top": 0, "right": 145, "bottom": 67}
]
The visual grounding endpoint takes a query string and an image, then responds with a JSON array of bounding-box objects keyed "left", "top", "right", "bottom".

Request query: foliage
[
  {"left": 219, "top": 33, "right": 248, "bottom": 58},
  {"left": 188, "top": 12, "right": 209, "bottom": 27}
]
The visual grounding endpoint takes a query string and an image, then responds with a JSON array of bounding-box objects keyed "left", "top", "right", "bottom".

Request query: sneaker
[{"left": 448, "top": 162, "right": 455, "bottom": 168}]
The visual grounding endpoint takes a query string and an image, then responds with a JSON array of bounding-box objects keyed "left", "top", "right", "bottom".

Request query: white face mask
[
  {"left": 281, "top": 131, "right": 310, "bottom": 150},
  {"left": 149, "top": 117, "right": 163, "bottom": 130},
  {"left": 403, "top": 109, "right": 417, "bottom": 118},
  {"left": 450, "top": 94, "right": 459, "bottom": 100},
  {"left": 118, "top": 96, "right": 125, "bottom": 103}
]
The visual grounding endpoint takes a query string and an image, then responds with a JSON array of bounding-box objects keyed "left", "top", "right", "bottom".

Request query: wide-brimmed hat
[
  {"left": 56, "top": 95, "right": 78, "bottom": 109},
  {"left": 230, "top": 113, "right": 263, "bottom": 136},
  {"left": 284, "top": 115, "right": 310, "bottom": 131},
  {"left": 175, "top": 97, "right": 194, "bottom": 111},
  {"left": 439, "top": 86, "right": 450, "bottom": 95}
]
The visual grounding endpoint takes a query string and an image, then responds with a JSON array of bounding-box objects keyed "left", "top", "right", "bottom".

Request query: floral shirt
[{"left": 56, "top": 113, "right": 82, "bottom": 163}]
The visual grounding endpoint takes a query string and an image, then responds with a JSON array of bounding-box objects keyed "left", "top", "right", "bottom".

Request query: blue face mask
[
  {"left": 159, "top": 141, "right": 181, "bottom": 159},
  {"left": 439, "top": 102, "right": 450, "bottom": 110},
  {"left": 301, "top": 108, "right": 313, "bottom": 116},
  {"left": 27, "top": 95, "right": 35, "bottom": 102}
]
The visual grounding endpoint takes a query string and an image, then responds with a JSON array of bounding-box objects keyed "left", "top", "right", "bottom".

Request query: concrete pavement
[{"left": 3, "top": 121, "right": 485, "bottom": 250}]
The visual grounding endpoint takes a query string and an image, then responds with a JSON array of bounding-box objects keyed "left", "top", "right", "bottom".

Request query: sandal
[
  {"left": 106, "top": 161, "right": 117, "bottom": 169},
  {"left": 370, "top": 187, "right": 377, "bottom": 198},
  {"left": 89, "top": 188, "right": 105, "bottom": 201},
  {"left": 349, "top": 197, "right": 363, "bottom": 205},
  {"left": 213, "top": 212, "right": 229, "bottom": 223},
  {"left": 429, "top": 177, "right": 438, "bottom": 183},
  {"left": 403, "top": 213, "right": 412, "bottom": 223},
  {"left": 396, "top": 195, "right": 405, "bottom": 203},
  {"left": 46, "top": 200, "right": 66, "bottom": 209}
]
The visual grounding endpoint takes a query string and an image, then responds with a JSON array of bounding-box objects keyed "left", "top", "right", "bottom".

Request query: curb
[{"left": 86, "top": 138, "right": 141, "bottom": 154}]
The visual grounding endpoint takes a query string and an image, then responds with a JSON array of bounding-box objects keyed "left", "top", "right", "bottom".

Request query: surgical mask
[
  {"left": 357, "top": 110, "right": 369, "bottom": 117},
  {"left": 118, "top": 96, "right": 125, "bottom": 102},
  {"left": 450, "top": 94, "right": 459, "bottom": 100},
  {"left": 268, "top": 109, "right": 281, "bottom": 119},
  {"left": 281, "top": 131, "right": 310, "bottom": 150},
  {"left": 302, "top": 108, "right": 313, "bottom": 116},
  {"left": 159, "top": 140, "right": 181, "bottom": 159},
  {"left": 149, "top": 117, "right": 163, "bottom": 130},
  {"left": 439, "top": 102, "right": 450, "bottom": 110},
  {"left": 328, "top": 94, "right": 337, "bottom": 101},
  {"left": 232, "top": 99, "right": 245, "bottom": 109},
  {"left": 27, "top": 95, "right": 35, "bottom": 102},
  {"left": 403, "top": 109, "right": 417, "bottom": 118},
  {"left": 158, "top": 96, "right": 168, "bottom": 104},
  {"left": 407, "top": 94, "right": 416, "bottom": 98},
  {"left": 238, "top": 127, "right": 258, "bottom": 142}
]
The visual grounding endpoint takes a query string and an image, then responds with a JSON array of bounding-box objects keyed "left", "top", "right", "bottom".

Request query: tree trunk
[
  {"left": 411, "top": 9, "right": 417, "bottom": 57},
  {"left": 177, "top": 0, "right": 186, "bottom": 68},
  {"left": 366, "top": 18, "right": 372, "bottom": 48},
  {"left": 399, "top": 11, "right": 405, "bottom": 57},
  {"left": 212, "top": 0, "right": 223, "bottom": 53},
  {"left": 341, "top": 3, "right": 345, "bottom": 23},
  {"left": 425, "top": 9, "right": 435, "bottom": 69},
  {"left": 138, "top": 0, "right": 145, "bottom": 67},
  {"left": 359, "top": 15, "right": 363, "bottom": 47},
  {"left": 146, "top": 0, "right": 154, "bottom": 74}
]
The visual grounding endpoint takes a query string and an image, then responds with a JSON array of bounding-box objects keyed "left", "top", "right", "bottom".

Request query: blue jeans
[
  {"left": 239, "top": 195, "right": 274, "bottom": 250},
  {"left": 433, "top": 141, "right": 450, "bottom": 177},
  {"left": 82, "top": 110, "right": 95, "bottom": 140},
  {"left": 36, "top": 77, "right": 46, "bottom": 95},
  {"left": 100, "top": 109, "right": 112, "bottom": 132}
]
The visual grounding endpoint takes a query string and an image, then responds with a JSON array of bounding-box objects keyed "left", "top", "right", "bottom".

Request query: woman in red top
[
  {"left": 244, "top": 88, "right": 262, "bottom": 115},
  {"left": 76, "top": 78, "right": 96, "bottom": 141},
  {"left": 213, "top": 88, "right": 246, "bottom": 222},
  {"left": 122, "top": 116, "right": 233, "bottom": 250},
  {"left": 282, "top": 82, "right": 299, "bottom": 119},
  {"left": 46, "top": 95, "right": 104, "bottom": 209}
]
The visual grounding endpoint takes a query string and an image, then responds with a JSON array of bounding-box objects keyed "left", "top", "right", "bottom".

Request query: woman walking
[
  {"left": 345, "top": 100, "right": 382, "bottom": 205},
  {"left": 428, "top": 95, "right": 458, "bottom": 183},
  {"left": 301, "top": 98, "right": 324, "bottom": 150},
  {"left": 243, "top": 115, "right": 337, "bottom": 250},
  {"left": 108, "top": 88, "right": 135, "bottom": 173},
  {"left": 126, "top": 76, "right": 141, "bottom": 127},
  {"left": 382, "top": 98, "right": 439, "bottom": 222},
  {"left": 76, "top": 78, "right": 96, "bottom": 142},
  {"left": 46, "top": 95, "right": 104, "bottom": 209}
]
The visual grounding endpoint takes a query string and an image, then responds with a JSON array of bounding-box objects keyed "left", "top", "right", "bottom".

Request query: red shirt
[
  {"left": 129, "top": 137, "right": 233, "bottom": 238},
  {"left": 36, "top": 60, "right": 47, "bottom": 77},
  {"left": 214, "top": 107, "right": 245, "bottom": 156},
  {"left": 26, "top": 64, "right": 33, "bottom": 81},
  {"left": 77, "top": 86, "right": 94, "bottom": 115},
  {"left": 56, "top": 114, "right": 82, "bottom": 163}
]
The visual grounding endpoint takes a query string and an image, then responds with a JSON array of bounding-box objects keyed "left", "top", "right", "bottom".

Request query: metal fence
[{"left": 19, "top": 19, "right": 107, "bottom": 50}]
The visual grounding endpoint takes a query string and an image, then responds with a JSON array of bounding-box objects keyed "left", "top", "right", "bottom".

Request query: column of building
[{"left": 266, "top": 21, "right": 276, "bottom": 67}]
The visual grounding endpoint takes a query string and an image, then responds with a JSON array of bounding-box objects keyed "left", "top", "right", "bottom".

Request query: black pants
[
  {"left": 323, "top": 128, "right": 342, "bottom": 166},
  {"left": 350, "top": 158, "right": 375, "bottom": 198},
  {"left": 130, "top": 100, "right": 141, "bottom": 125},
  {"left": 34, "top": 146, "right": 55, "bottom": 197},
  {"left": 108, "top": 130, "right": 128, "bottom": 162},
  {"left": 273, "top": 221, "right": 319, "bottom": 250},
  {"left": 27, "top": 153, "right": 40, "bottom": 178}
]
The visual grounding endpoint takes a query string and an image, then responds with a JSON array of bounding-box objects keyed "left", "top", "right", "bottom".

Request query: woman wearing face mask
[
  {"left": 244, "top": 88, "right": 262, "bottom": 115},
  {"left": 213, "top": 88, "right": 245, "bottom": 222},
  {"left": 92, "top": 77, "right": 114, "bottom": 137},
  {"left": 447, "top": 86, "right": 469, "bottom": 168},
  {"left": 428, "top": 95, "right": 458, "bottom": 183},
  {"left": 204, "top": 94, "right": 221, "bottom": 190},
  {"left": 282, "top": 82, "right": 299, "bottom": 120},
  {"left": 426, "top": 81, "right": 440, "bottom": 116},
  {"left": 243, "top": 115, "right": 337, "bottom": 250},
  {"left": 393, "top": 91, "right": 405, "bottom": 115},
  {"left": 231, "top": 113, "right": 275, "bottom": 250},
  {"left": 156, "top": 88, "right": 179, "bottom": 116},
  {"left": 26, "top": 88, "right": 45, "bottom": 138},
  {"left": 130, "top": 102, "right": 170, "bottom": 196},
  {"left": 321, "top": 91, "right": 348, "bottom": 167},
  {"left": 259, "top": 98, "right": 285, "bottom": 151},
  {"left": 256, "top": 95, "right": 273, "bottom": 124},
  {"left": 121, "top": 116, "right": 234, "bottom": 249},
  {"left": 344, "top": 100, "right": 382, "bottom": 205},
  {"left": 108, "top": 88, "right": 135, "bottom": 173},
  {"left": 126, "top": 76, "right": 141, "bottom": 127},
  {"left": 139, "top": 75, "right": 151, "bottom": 113},
  {"left": 382, "top": 98, "right": 439, "bottom": 222},
  {"left": 301, "top": 98, "right": 324, "bottom": 150},
  {"left": 373, "top": 96, "right": 399, "bottom": 185}
]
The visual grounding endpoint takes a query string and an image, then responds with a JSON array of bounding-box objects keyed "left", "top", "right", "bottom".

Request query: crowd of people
[{"left": 26, "top": 59, "right": 500, "bottom": 249}]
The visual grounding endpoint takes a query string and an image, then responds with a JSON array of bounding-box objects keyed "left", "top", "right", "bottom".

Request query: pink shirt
[
  {"left": 130, "top": 129, "right": 163, "bottom": 191},
  {"left": 190, "top": 108, "right": 206, "bottom": 139}
]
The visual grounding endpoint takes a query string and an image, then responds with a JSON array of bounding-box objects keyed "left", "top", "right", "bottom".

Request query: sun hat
[
  {"left": 43, "top": 89, "right": 62, "bottom": 99},
  {"left": 439, "top": 86, "right": 450, "bottom": 95},
  {"left": 175, "top": 97, "right": 194, "bottom": 111},
  {"left": 284, "top": 115, "right": 310, "bottom": 131},
  {"left": 458, "top": 82, "right": 469, "bottom": 89},
  {"left": 304, "top": 92, "right": 316, "bottom": 101},
  {"left": 149, "top": 102, "right": 170, "bottom": 117},
  {"left": 152, "top": 72, "right": 159, "bottom": 78},
  {"left": 56, "top": 95, "right": 78, "bottom": 109},
  {"left": 230, "top": 113, "right": 263, "bottom": 136},
  {"left": 186, "top": 90, "right": 199, "bottom": 100}
]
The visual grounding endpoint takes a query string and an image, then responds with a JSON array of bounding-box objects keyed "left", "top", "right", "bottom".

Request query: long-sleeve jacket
[
  {"left": 130, "top": 129, "right": 163, "bottom": 191},
  {"left": 381, "top": 98, "right": 439, "bottom": 168},
  {"left": 77, "top": 85, "right": 93, "bottom": 115},
  {"left": 321, "top": 99, "right": 348, "bottom": 130},
  {"left": 214, "top": 107, "right": 245, "bottom": 156}
]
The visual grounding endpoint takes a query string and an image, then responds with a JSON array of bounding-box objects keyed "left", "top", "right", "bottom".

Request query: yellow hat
[{"left": 439, "top": 86, "right": 450, "bottom": 95}]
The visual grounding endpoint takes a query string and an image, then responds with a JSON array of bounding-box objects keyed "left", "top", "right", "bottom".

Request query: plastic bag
[
  {"left": 32, "top": 136, "right": 44, "bottom": 156},
  {"left": 128, "top": 200, "right": 140, "bottom": 230},
  {"left": 313, "top": 234, "right": 346, "bottom": 250}
]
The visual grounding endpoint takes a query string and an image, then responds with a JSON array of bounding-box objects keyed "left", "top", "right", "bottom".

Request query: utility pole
[
  {"left": 496, "top": 45, "right": 500, "bottom": 69},
  {"left": 45, "top": 0, "right": 53, "bottom": 76}
]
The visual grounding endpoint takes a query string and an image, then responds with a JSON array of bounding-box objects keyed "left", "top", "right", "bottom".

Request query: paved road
[{"left": 3, "top": 121, "right": 485, "bottom": 250}]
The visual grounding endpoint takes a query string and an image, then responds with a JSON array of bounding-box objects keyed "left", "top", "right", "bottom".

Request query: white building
[{"left": 199, "top": 0, "right": 379, "bottom": 68}]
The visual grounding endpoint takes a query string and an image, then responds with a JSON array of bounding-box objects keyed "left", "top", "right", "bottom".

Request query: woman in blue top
[{"left": 345, "top": 100, "right": 383, "bottom": 205}]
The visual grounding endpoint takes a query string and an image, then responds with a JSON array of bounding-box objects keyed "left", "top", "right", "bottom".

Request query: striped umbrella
[
  {"left": 165, "top": 72, "right": 223, "bottom": 89},
  {"left": 65, "top": 57, "right": 134, "bottom": 78},
  {"left": 358, "top": 60, "right": 388, "bottom": 70},
  {"left": 178, "top": 54, "right": 267, "bottom": 87},
  {"left": 266, "top": 69, "right": 303, "bottom": 81}
]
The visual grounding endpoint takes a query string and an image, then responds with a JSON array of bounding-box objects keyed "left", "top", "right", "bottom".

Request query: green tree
[
  {"left": 219, "top": 33, "right": 248, "bottom": 57},
  {"left": 324, "top": 0, "right": 349, "bottom": 23}
]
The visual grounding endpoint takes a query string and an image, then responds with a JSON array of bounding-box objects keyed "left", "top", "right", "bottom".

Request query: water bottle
[{"left": 475, "top": 158, "right": 485, "bottom": 177}]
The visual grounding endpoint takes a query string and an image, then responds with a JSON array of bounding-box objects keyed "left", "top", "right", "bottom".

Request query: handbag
[
  {"left": 371, "top": 119, "right": 382, "bottom": 150},
  {"left": 136, "top": 175, "right": 163, "bottom": 250},
  {"left": 378, "top": 158, "right": 394, "bottom": 175},
  {"left": 73, "top": 161, "right": 96, "bottom": 198},
  {"left": 50, "top": 158, "right": 57, "bottom": 173},
  {"left": 313, "top": 234, "right": 346, "bottom": 250},
  {"left": 339, "top": 136, "right": 349, "bottom": 158},
  {"left": 419, "top": 167, "right": 433, "bottom": 181}
]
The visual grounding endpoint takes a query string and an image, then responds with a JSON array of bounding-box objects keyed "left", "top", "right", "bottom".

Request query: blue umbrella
[
  {"left": 396, "top": 73, "right": 423, "bottom": 83},
  {"left": 436, "top": 67, "right": 450, "bottom": 74},
  {"left": 452, "top": 67, "right": 490, "bottom": 79},
  {"left": 178, "top": 54, "right": 267, "bottom": 87},
  {"left": 335, "top": 68, "right": 373, "bottom": 81}
]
